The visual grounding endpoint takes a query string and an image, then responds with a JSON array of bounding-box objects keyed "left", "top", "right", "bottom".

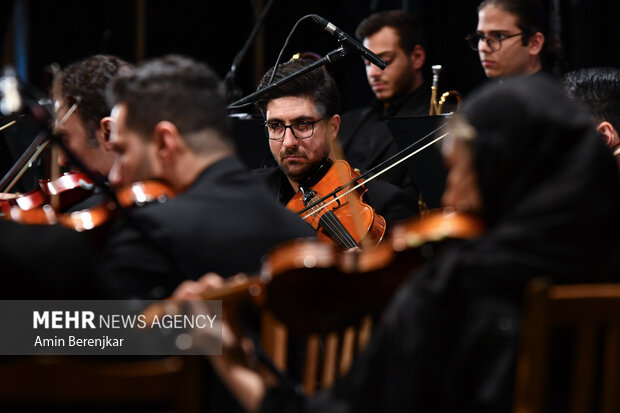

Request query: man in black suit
[
  {"left": 0, "top": 55, "right": 130, "bottom": 299},
  {"left": 99, "top": 55, "right": 314, "bottom": 299},
  {"left": 252, "top": 58, "right": 418, "bottom": 249},
  {"left": 339, "top": 10, "right": 430, "bottom": 198}
]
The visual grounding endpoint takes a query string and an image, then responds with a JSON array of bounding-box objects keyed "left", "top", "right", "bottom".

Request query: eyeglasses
[
  {"left": 264, "top": 118, "right": 324, "bottom": 141},
  {"left": 465, "top": 31, "right": 523, "bottom": 52}
]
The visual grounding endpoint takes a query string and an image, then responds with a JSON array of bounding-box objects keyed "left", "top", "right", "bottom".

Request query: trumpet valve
[{"left": 431, "top": 65, "right": 443, "bottom": 84}]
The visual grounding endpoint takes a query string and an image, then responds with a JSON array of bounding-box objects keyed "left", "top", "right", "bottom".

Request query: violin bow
[{"left": 297, "top": 121, "right": 450, "bottom": 220}]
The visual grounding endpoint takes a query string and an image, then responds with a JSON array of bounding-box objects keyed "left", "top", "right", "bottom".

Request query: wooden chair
[
  {"left": 260, "top": 311, "right": 373, "bottom": 395},
  {"left": 514, "top": 278, "right": 620, "bottom": 413},
  {"left": 0, "top": 355, "right": 204, "bottom": 412}
]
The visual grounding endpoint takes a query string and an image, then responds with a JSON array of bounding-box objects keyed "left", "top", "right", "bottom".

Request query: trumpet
[{"left": 429, "top": 65, "right": 462, "bottom": 115}]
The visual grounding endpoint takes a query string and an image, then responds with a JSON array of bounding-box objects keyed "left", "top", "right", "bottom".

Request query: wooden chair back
[
  {"left": 514, "top": 278, "right": 620, "bottom": 413},
  {"left": 260, "top": 311, "right": 373, "bottom": 395}
]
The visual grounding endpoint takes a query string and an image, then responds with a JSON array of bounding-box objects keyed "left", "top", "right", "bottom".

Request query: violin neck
[{"left": 319, "top": 210, "right": 359, "bottom": 250}]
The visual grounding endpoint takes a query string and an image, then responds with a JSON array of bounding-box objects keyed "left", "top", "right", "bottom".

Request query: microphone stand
[
  {"left": 224, "top": 0, "right": 277, "bottom": 105},
  {"left": 0, "top": 129, "right": 48, "bottom": 192},
  {"left": 227, "top": 45, "right": 348, "bottom": 110}
]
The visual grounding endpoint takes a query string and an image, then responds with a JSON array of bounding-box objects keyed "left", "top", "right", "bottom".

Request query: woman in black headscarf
[{"left": 178, "top": 75, "right": 620, "bottom": 413}]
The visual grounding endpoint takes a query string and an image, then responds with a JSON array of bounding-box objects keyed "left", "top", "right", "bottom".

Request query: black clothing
[
  {"left": 98, "top": 156, "right": 315, "bottom": 299},
  {"left": 251, "top": 165, "right": 417, "bottom": 225},
  {"left": 0, "top": 180, "right": 113, "bottom": 299},
  {"left": 339, "top": 85, "right": 431, "bottom": 198},
  {"left": 0, "top": 220, "right": 101, "bottom": 299},
  {"left": 259, "top": 76, "right": 620, "bottom": 412}
]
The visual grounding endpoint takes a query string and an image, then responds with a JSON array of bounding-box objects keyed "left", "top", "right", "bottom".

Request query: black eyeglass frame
[
  {"left": 465, "top": 32, "right": 524, "bottom": 52},
  {"left": 264, "top": 118, "right": 325, "bottom": 141}
]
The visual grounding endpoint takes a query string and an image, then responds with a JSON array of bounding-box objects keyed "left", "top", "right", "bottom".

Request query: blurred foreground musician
[
  {"left": 563, "top": 67, "right": 620, "bottom": 171},
  {"left": 0, "top": 55, "right": 129, "bottom": 299},
  {"left": 252, "top": 58, "right": 417, "bottom": 247},
  {"left": 53, "top": 55, "right": 130, "bottom": 182},
  {"left": 177, "top": 75, "right": 620, "bottom": 412},
  {"left": 97, "top": 55, "right": 314, "bottom": 299}
]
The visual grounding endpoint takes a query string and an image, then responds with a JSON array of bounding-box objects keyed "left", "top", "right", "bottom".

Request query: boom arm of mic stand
[
  {"left": 227, "top": 46, "right": 348, "bottom": 110},
  {"left": 224, "top": 0, "right": 277, "bottom": 102}
]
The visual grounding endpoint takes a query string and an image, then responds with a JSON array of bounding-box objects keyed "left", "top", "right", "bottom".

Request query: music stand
[
  {"left": 230, "top": 113, "right": 273, "bottom": 169},
  {"left": 386, "top": 114, "right": 451, "bottom": 209}
]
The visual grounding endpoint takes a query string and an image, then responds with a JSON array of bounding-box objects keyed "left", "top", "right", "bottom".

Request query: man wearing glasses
[
  {"left": 466, "top": 0, "right": 562, "bottom": 79},
  {"left": 253, "top": 58, "right": 418, "bottom": 234}
]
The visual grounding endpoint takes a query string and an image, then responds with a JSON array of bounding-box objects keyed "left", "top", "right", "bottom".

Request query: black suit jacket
[
  {"left": 339, "top": 86, "right": 432, "bottom": 197},
  {"left": 99, "top": 156, "right": 315, "bottom": 299}
]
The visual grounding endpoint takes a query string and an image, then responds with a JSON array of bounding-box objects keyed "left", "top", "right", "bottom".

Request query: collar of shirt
[{"left": 370, "top": 84, "right": 429, "bottom": 119}]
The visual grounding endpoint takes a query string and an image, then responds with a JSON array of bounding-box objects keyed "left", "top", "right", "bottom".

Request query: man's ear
[
  {"left": 153, "top": 120, "right": 182, "bottom": 160},
  {"left": 328, "top": 114, "right": 341, "bottom": 142},
  {"left": 527, "top": 32, "right": 545, "bottom": 56},
  {"left": 99, "top": 117, "right": 113, "bottom": 150},
  {"left": 596, "top": 121, "right": 618, "bottom": 147},
  {"left": 410, "top": 44, "right": 425, "bottom": 70}
]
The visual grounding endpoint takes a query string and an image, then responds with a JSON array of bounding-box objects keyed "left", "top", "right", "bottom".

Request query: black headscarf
[{"left": 459, "top": 74, "right": 620, "bottom": 285}]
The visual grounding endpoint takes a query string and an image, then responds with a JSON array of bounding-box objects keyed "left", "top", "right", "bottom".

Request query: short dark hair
[
  {"left": 355, "top": 10, "right": 425, "bottom": 54},
  {"left": 56, "top": 55, "right": 130, "bottom": 146},
  {"left": 563, "top": 67, "right": 620, "bottom": 133},
  {"left": 478, "top": 0, "right": 564, "bottom": 74},
  {"left": 107, "top": 55, "right": 231, "bottom": 142},
  {"left": 255, "top": 58, "right": 340, "bottom": 118}
]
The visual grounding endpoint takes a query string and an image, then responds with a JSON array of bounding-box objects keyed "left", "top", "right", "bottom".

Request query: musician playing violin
[
  {"left": 99, "top": 55, "right": 313, "bottom": 300},
  {"left": 54, "top": 55, "right": 131, "bottom": 181},
  {"left": 252, "top": 58, "right": 418, "bottom": 244},
  {"left": 0, "top": 55, "right": 130, "bottom": 299}
]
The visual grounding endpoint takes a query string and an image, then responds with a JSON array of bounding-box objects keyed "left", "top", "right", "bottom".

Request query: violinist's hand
[
  {"left": 172, "top": 273, "right": 267, "bottom": 413},
  {"left": 173, "top": 272, "right": 225, "bottom": 300},
  {"left": 173, "top": 272, "right": 246, "bottom": 353},
  {"left": 345, "top": 246, "right": 362, "bottom": 253}
]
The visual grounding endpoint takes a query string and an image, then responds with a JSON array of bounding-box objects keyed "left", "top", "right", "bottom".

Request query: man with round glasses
[
  {"left": 466, "top": 0, "right": 562, "bottom": 79},
  {"left": 253, "top": 58, "right": 418, "bottom": 229}
]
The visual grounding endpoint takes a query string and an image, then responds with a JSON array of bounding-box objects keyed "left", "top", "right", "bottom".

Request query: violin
[
  {"left": 144, "top": 209, "right": 484, "bottom": 335},
  {"left": 0, "top": 171, "right": 95, "bottom": 213},
  {"left": 266, "top": 208, "right": 484, "bottom": 334},
  {"left": 141, "top": 239, "right": 341, "bottom": 324},
  {"left": 2, "top": 180, "right": 175, "bottom": 232},
  {"left": 286, "top": 158, "right": 386, "bottom": 250}
]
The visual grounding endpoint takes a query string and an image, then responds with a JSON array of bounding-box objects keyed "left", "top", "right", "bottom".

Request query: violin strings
[
  {"left": 301, "top": 131, "right": 449, "bottom": 221},
  {"left": 323, "top": 210, "right": 358, "bottom": 248},
  {"left": 319, "top": 210, "right": 358, "bottom": 249},
  {"left": 308, "top": 194, "right": 358, "bottom": 249}
]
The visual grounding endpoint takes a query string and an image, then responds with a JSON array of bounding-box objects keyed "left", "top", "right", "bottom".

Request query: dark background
[
  {"left": 1, "top": 0, "right": 619, "bottom": 187},
  {"left": 2, "top": 0, "right": 619, "bottom": 111}
]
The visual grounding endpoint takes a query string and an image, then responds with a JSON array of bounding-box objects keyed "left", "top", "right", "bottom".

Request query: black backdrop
[{"left": 1, "top": 0, "right": 619, "bottom": 112}]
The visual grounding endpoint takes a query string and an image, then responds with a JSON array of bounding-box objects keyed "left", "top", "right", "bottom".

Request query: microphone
[
  {"left": 0, "top": 67, "right": 22, "bottom": 116},
  {"left": 311, "top": 15, "right": 387, "bottom": 70}
]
